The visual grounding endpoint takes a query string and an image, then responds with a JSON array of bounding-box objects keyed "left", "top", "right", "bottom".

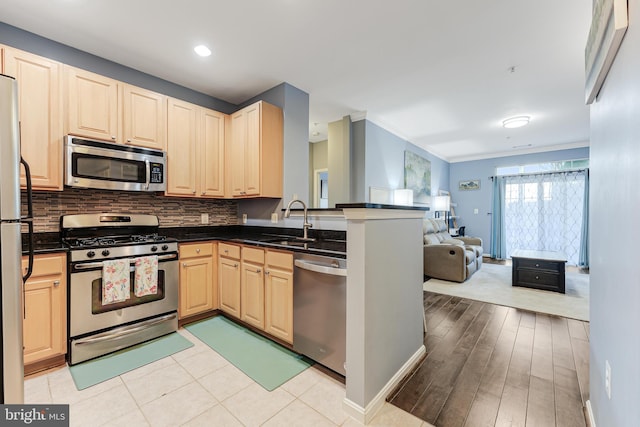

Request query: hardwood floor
[{"left": 388, "top": 291, "right": 589, "bottom": 427}]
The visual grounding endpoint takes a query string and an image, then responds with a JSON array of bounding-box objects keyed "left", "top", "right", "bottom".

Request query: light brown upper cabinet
[
  {"left": 122, "top": 84, "right": 167, "bottom": 150},
  {"left": 228, "top": 101, "right": 283, "bottom": 198},
  {"left": 64, "top": 65, "right": 167, "bottom": 149},
  {"left": 166, "top": 98, "right": 226, "bottom": 198},
  {"left": 65, "top": 65, "right": 119, "bottom": 142},
  {"left": 3, "top": 46, "right": 63, "bottom": 191}
]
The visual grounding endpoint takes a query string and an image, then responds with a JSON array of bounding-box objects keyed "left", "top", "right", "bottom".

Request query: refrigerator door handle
[
  {"left": 20, "top": 156, "right": 34, "bottom": 283},
  {"left": 20, "top": 156, "right": 33, "bottom": 220}
]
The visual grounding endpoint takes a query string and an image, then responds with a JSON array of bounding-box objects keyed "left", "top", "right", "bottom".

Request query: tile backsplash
[{"left": 24, "top": 189, "right": 239, "bottom": 232}]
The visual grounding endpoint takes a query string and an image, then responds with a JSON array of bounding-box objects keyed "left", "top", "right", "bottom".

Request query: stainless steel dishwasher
[{"left": 293, "top": 252, "right": 347, "bottom": 376}]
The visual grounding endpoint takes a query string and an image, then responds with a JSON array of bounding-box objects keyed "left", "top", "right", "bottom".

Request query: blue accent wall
[
  {"left": 449, "top": 147, "right": 589, "bottom": 252},
  {"left": 361, "top": 120, "right": 449, "bottom": 203}
]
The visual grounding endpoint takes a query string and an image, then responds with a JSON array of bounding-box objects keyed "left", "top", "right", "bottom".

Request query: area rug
[
  {"left": 423, "top": 263, "right": 589, "bottom": 321},
  {"left": 185, "top": 316, "right": 311, "bottom": 391},
  {"left": 69, "top": 332, "right": 194, "bottom": 390}
]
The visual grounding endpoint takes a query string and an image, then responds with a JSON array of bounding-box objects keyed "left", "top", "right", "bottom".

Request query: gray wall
[
  {"left": 360, "top": 120, "right": 449, "bottom": 203},
  {"left": 589, "top": 0, "right": 640, "bottom": 424},
  {"left": 0, "top": 22, "right": 236, "bottom": 112},
  {"left": 449, "top": 147, "right": 589, "bottom": 252}
]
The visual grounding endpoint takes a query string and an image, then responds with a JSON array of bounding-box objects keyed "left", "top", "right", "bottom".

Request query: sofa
[{"left": 423, "top": 218, "right": 484, "bottom": 282}]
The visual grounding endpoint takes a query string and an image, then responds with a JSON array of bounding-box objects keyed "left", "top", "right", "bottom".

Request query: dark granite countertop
[
  {"left": 22, "top": 232, "right": 67, "bottom": 255},
  {"left": 336, "top": 203, "right": 429, "bottom": 211},
  {"left": 161, "top": 225, "right": 347, "bottom": 258},
  {"left": 23, "top": 226, "right": 347, "bottom": 258}
]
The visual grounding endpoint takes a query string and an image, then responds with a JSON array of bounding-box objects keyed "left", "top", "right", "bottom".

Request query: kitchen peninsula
[{"left": 339, "top": 203, "right": 427, "bottom": 424}]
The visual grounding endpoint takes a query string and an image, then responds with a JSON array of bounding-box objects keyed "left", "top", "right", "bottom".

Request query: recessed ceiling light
[
  {"left": 502, "top": 116, "right": 530, "bottom": 129},
  {"left": 194, "top": 45, "right": 212, "bottom": 57}
]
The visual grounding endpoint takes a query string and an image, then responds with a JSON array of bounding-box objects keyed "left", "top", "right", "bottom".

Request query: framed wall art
[
  {"left": 404, "top": 151, "right": 431, "bottom": 204},
  {"left": 585, "top": 0, "right": 628, "bottom": 104},
  {"left": 459, "top": 179, "right": 480, "bottom": 191}
]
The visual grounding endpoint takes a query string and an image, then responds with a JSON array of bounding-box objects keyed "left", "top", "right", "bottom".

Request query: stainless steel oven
[
  {"left": 62, "top": 214, "right": 178, "bottom": 365},
  {"left": 64, "top": 136, "right": 166, "bottom": 192}
]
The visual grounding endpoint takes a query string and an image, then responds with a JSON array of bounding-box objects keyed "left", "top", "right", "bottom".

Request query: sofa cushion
[
  {"left": 423, "top": 218, "right": 436, "bottom": 234},
  {"left": 424, "top": 234, "right": 440, "bottom": 245}
]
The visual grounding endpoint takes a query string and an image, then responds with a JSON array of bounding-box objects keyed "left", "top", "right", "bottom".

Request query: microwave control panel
[{"left": 150, "top": 163, "right": 164, "bottom": 183}]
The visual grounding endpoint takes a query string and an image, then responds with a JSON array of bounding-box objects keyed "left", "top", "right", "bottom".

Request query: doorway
[{"left": 314, "top": 169, "right": 328, "bottom": 208}]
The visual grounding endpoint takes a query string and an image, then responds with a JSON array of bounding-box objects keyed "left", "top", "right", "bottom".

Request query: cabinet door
[
  {"left": 179, "top": 256, "right": 214, "bottom": 318},
  {"left": 265, "top": 268, "right": 293, "bottom": 344},
  {"left": 219, "top": 256, "right": 241, "bottom": 318},
  {"left": 229, "top": 111, "right": 246, "bottom": 196},
  {"left": 199, "top": 109, "right": 225, "bottom": 197},
  {"left": 241, "top": 261, "right": 265, "bottom": 329},
  {"left": 243, "top": 103, "right": 261, "bottom": 196},
  {"left": 4, "top": 47, "right": 63, "bottom": 190},
  {"left": 166, "top": 98, "right": 198, "bottom": 196},
  {"left": 265, "top": 250, "right": 293, "bottom": 343},
  {"left": 22, "top": 254, "right": 66, "bottom": 364},
  {"left": 65, "top": 66, "right": 119, "bottom": 142},
  {"left": 122, "top": 84, "right": 167, "bottom": 150}
]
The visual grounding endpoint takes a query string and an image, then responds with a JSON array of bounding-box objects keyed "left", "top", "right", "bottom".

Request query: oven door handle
[
  {"left": 73, "top": 253, "right": 177, "bottom": 270},
  {"left": 74, "top": 313, "right": 177, "bottom": 345}
]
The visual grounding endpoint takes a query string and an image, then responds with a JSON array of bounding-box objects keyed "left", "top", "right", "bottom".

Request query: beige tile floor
[{"left": 25, "top": 328, "right": 433, "bottom": 427}]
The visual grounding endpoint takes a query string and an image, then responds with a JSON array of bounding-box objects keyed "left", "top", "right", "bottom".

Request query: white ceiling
[{"left": 0, "top": 0, "right": 592, "bottom": 162}]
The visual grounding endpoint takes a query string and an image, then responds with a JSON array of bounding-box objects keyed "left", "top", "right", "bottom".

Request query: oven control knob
[
  {"left": 161, "top": 244, "right": 169, "bottom": 251},
  {"left": 151, "top": 246, "right": 158, "bottom": 252},
  {"left": 102, "top": 249, "right": 110, "bottom": 257},
  {"left": 87, "top": 251, "right": 96, "bottom": 258}
]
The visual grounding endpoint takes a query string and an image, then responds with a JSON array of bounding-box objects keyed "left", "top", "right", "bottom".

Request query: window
[{"left": 496, "top": 159, "right": 588, "bottom": 176}]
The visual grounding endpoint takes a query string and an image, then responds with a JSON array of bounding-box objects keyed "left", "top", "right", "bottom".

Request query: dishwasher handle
[{"left": 294, "top": 259, "right": 347, "bottom": 277}]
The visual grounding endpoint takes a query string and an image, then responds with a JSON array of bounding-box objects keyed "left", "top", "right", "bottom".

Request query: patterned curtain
[{"left": 502, "top": 170, "right": 587, "bottom": 265}]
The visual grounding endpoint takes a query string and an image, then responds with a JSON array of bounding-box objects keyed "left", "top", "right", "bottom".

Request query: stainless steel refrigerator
[{"left": 0, "top": 73, "right": 34, "bottom": 404}]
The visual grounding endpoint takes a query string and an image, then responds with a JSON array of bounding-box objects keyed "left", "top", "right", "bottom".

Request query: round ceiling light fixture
[
  {"left": 502, "top": 116, "right": 530, "bottom": 129},
  {"left": 194, "top": 45, "right": 212, "bottom": 57}
]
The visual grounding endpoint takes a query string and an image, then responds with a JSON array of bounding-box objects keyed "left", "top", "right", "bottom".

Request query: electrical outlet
[
  {"left": 271, "top": 212, "right": 278, "bottom": 223},
  {"left": 200, "top": 213, "right": 209, "bottom": 224},
  {"left": 292, "top": 193, "right": 298, "bottom": 200},
  {"left": 242, "top": 213, "right": 247, "bottom": 224},
  {"left": 605, "top": 360, "right": 612, "bottom": 399},
  {"left": 474, "top": 208, "right": 479, "bottom": 214}
]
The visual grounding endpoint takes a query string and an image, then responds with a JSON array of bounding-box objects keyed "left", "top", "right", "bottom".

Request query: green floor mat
[
  {"left": 69, "top": 332, "right": 193, "bottom": 390},
  {"left": 185, "top": 316, "right": 311, "bottom": 391}
]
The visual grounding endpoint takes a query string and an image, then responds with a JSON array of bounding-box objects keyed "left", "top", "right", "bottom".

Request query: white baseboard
[
  {"left": 342, "top": 345, "right": 426, "bottom": 424},
  {"left": 586, "top": 400, "right": 596, "bottom": 427}
]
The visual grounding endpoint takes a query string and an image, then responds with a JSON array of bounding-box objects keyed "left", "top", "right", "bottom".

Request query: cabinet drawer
[
  {"left": 219, "top": 243, "right": 241, "bottom": 259},
  {"left": 266, "top": 250, "right": 293, "bottom": 271},
  {"left": 242, "top": 246, "right": 264, "bottom": 264},
  {"left": 516, "top": 269, "right": 561, "bottom": 287},
  {"left": 514, "top": 258, "right": 563, "bottom": 273},
  {"left": 22, "top": 254, "right": 65, "bottom": 278},
  {"left": 180, "top": 242, "right": 213, "bottom": 258}
]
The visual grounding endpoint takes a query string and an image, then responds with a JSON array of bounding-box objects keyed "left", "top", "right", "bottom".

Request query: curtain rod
[{"left": 489, "top": 168, "right": 588, "bottom": 180}]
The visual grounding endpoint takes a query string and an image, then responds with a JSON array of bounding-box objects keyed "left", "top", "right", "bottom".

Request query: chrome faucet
[{"left": 284, "top": 199, "right": 315, "bottom": 241}]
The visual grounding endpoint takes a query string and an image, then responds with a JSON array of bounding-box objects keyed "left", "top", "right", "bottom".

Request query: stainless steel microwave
[{"left": 64, "top": 136, "right": 167, "bottom": 192}]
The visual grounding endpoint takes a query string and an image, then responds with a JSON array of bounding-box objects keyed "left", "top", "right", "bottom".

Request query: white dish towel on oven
[
  {"left": 134, "top": 255, "right": 158, "bottom": 297},
  {"left": 102, "top": 258, "right": 131, "bottom": 305}
]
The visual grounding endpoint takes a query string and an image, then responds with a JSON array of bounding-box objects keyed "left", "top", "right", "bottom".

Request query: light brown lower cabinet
[
  {"left": 218, "top": 243, "right": 241, "bottom": 318},
  {"left": 264, "top": 250, "right": 294, "bottom": 344},
  {"left": 218, "top": 244, "right": 293, "bottom": 344},
  {"left": 179, "top": 242, "right": 217, "bottom": 319},
  {"left": 22, "top": 253, "right": 67, "bottom": 366}
]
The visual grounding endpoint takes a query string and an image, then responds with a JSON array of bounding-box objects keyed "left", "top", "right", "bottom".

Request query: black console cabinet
[{"left": 511, "top": 249, "right": 567, "bottom": 293}]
